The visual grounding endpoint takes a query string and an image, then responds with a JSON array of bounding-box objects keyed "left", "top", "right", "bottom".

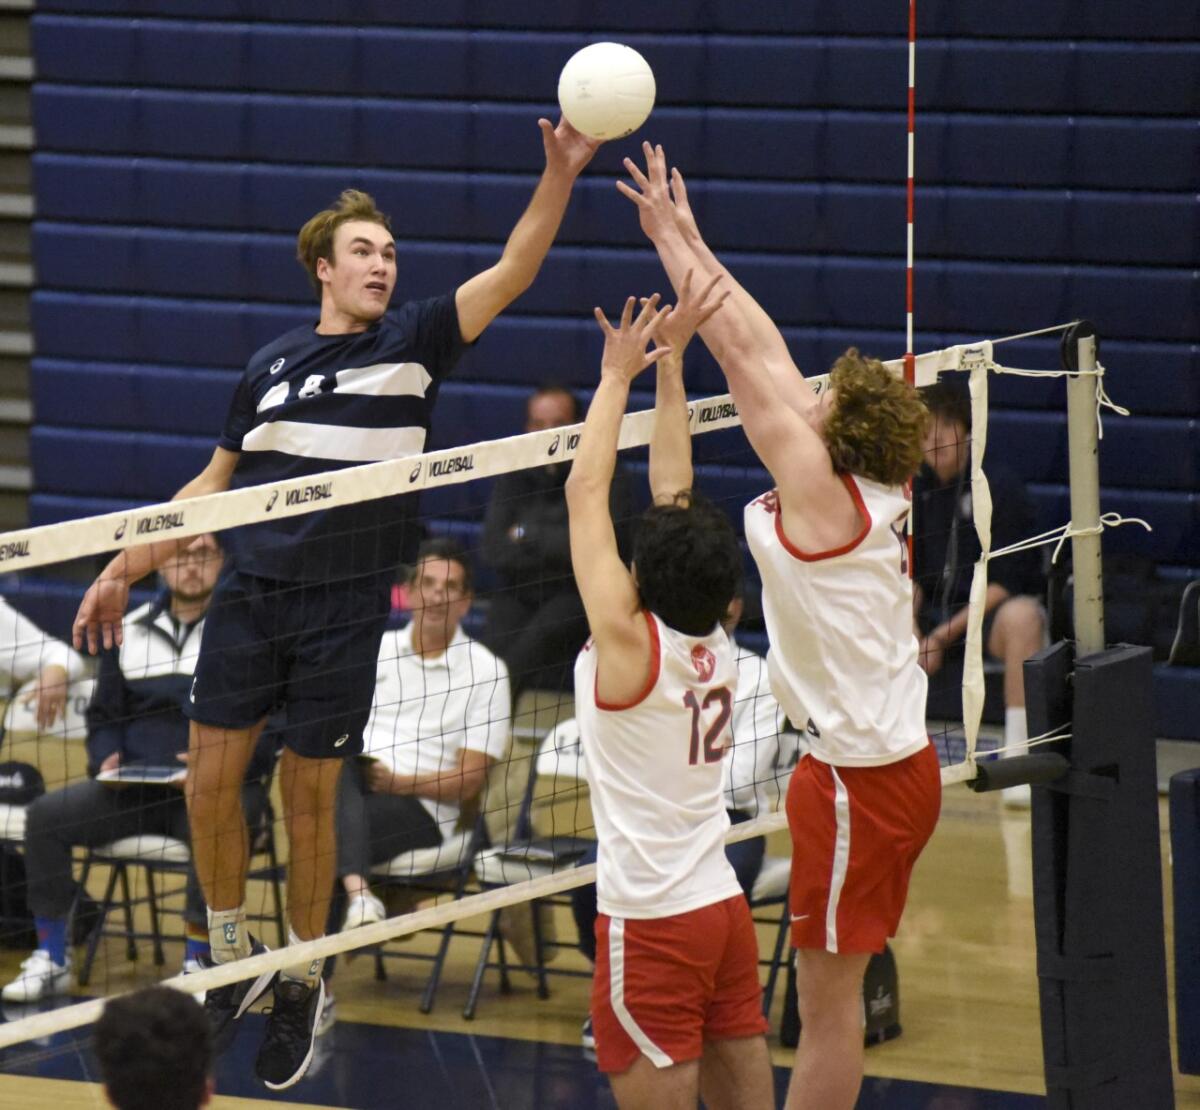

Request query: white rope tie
[
  {"left": 981, "top": 512, "right": 1152, "bottom": 567},
  {"left": 989, "top": 725, "right": 1073, "bottom": 760},
  {"left": 989, "top": 361, "right": 1128, "bottom": 439}
]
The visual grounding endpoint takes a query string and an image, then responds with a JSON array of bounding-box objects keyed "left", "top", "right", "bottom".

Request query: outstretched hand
[
  {"left": 539, "top": 116, "right": 601, "bottom": 178},
  {"left": 645, "top": 269, "right": 728, "bottom": 366},
  {"left": 617, "top": 141, "right": 692, "bottom": 242},
  {"left": 73, "top": 576, "right": 130, "bottom": 655},
  {"left": 594, "top": 294, "right": 674, "bottom": 384}
]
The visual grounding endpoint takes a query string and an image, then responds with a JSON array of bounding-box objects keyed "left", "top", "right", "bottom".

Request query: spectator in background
[
  {"left": 94, "top": 986, "right": 214, "bottom": 1110},
  {"left": 912, "top": 383, "right": 1046, "bottom": 806},
  {"left": 334, "top": 539, "right": 510, "bottom": 934},
  {"left": 2, "top": 536, "right": 276, "bottom": 1002},
  {"left": 481, "top": 384, "right": 634, "bottom": 697},
  {"left": 0, "top": 594, "right": 91, "bottom": 731}
]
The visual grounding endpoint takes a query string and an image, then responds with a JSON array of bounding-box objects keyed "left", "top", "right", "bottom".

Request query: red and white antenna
[{"left": 904, "top": 0, "right": 917, "bottom": 386}]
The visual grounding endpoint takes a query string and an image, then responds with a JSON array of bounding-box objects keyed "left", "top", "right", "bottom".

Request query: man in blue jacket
[{"left": 3, "top": 535, "right": 275, "bottom": 1002}]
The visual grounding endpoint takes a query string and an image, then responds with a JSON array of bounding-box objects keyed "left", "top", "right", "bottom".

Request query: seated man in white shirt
[{"left": 335, "top": 538, "right": 511, "bottom": 931}]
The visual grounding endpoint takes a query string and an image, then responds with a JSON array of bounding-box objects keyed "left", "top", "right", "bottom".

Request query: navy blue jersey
[{"left": 218, "top": 293, "right": 467, "bottom": 582}]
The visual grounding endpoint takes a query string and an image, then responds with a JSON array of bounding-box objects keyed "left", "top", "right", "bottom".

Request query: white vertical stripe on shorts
[
  {"left": 609, "top": 917, "right": 674, "bottom": 1069},
  {"left": 825, "top": 767, "right": 852, "bottom": 953}
]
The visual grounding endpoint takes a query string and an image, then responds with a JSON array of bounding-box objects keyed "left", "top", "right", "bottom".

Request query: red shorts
[
  {"left": 592, "top": 895, "right": 768, "bottom": 1074},
  {"left": 787, "top": 742, "right": 941, "bottom": 954}
]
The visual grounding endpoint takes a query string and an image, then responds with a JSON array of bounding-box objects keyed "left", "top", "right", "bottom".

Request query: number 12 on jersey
[{"left": 683, "top": 687, "right": 732, "bottom": 765}]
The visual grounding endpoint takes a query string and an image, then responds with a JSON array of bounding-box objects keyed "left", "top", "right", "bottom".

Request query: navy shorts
[{"left": 185, "top": 568, "right": 391, "bottom": 759}]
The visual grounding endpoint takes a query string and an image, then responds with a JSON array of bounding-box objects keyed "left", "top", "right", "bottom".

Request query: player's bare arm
[
  {"left": 566, "top": 295, "right": 672, "bottom": 704},
  {"left": 72, "top": 445, "right": 239, "bottom": 654},
  {"left": 648, "top": 269, "right": 729, "bottom": 504},
  {"left": 367, "top": 749, "right": 493, "bottom": 804},
  {"left": 620, "top": 143, "right": 817, "bottom": 421},
  {"left": 619, "top": 146, "right": 848, "bottom": 537},
  {"left": 455, "top": 117, "right": 601, "bottom": 343}
]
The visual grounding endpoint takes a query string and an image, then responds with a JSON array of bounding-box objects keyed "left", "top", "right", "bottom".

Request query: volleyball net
[{"left": 0, "top": 322, "right": 1136, "bottom": 1049}]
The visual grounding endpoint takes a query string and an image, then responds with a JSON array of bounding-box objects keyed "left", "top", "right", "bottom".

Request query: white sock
[
  {"left": 207, "top": 905, "right": 250, "bottom": 964},
  {"left": 280, "top": 925, "right": 324, "bottom": 988},
  {"left": 1005, "top": 706, "right": 1029, "bottom": 758}
]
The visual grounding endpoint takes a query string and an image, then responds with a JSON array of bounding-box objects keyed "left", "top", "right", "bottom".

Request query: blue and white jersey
[{"left": 219, "top": 293, "right": 467, "bottom": 582}]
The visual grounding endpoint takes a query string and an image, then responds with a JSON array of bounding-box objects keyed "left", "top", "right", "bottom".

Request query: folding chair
[
  {"left": 76, "top": 802, "right": 286, "bottom": 986},
  {"left": 369, "top": 812, "right": 486, "bottom": 1014},
  {"left": 463, "top": 718, "right": 594, "bottom": 1019}
]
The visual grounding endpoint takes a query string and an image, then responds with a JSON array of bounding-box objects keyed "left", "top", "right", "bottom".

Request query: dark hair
[
  {"left": 411, "top": 536, "right": 473, "bottom": 594},
  {"left": 94, "top": 987, "right": 212, "bottom": 1110},
  {"left": 529, "top": 382, "right": 583, "bottom": 422},
  {"left": 920, "top": 381, "right": 972, "bottom": 432},
  {"left": 633, "top": 491, "right": 741, "bottom": 636}
]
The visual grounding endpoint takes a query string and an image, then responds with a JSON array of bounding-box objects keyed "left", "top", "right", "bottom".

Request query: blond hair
[
  {"left": 295, "top": 189, "right": 392, "bottom": 295},
  {"left": 823, "top": 348, "right": 929, "bottom": 486}
]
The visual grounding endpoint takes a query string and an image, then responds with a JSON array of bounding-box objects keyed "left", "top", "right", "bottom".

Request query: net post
[{"left": 1060, "top": 321, "right": 1104, "bottom": 655}]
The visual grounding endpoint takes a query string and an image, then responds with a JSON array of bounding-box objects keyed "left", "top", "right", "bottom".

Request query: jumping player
[
  {"left": 621, "top": 143, "right": 940, "bottom": 1110},
  {"left": 72, "top": 116, "right": 600, "bottom": 1090},
  {"left": 566, "top": 275, "right": 774, "bottom": 1110}
]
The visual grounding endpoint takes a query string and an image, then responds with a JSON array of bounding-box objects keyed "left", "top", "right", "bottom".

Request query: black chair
[{"left": 75, "top": 801, "right": 286, "bottom": 986}]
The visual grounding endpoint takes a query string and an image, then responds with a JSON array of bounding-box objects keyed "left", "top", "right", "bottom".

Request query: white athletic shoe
[
  {"left": 342, "top": 892, "right": 386, "bottom": 931},
  {"left": 1003, "top": 783, "right": 1032, "bottom": 809},
  {"left": 182, "top": 956, "right": 207, "bottom": 1003},
  {"left": 2, "top": 950, "right": 72, "bottom": 1003}
]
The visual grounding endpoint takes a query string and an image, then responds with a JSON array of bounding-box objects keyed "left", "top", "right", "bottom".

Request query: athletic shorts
[
  {"left": 787, "top": 742, "right": 941, "bottom": 954},
  {"left": 184, "top": 567, "right": 391, "bottom": 759},
  {"left": 591, "top": 895, "right": 767, "bottom": 1075}
]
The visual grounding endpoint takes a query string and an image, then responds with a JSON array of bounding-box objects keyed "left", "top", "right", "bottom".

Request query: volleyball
[{"left": 557, "top": 42, "right": 656, "bottom": 141}]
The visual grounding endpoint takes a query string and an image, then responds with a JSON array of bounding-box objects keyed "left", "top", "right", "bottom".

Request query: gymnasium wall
[{"left": 24, "top": 2, "right": 1200, "bottom": 733}]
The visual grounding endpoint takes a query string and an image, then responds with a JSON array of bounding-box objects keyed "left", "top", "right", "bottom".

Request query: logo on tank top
[
  {"left": 753, "top": 490, "right": 780, "bottom": 514},
  {"left": 690, "top": 645, "right": 716, "bottom": 683}
]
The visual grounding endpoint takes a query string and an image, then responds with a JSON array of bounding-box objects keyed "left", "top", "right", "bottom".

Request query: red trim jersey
[
  {"left": 744, "top": 475, "right": 928, "bottom": 767},
  {"left": 575, "top": 611, "right": 743, "bottom": 919}
]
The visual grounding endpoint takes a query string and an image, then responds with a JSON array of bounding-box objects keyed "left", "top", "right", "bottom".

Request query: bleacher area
[{"left": 19, "top": 3, "right": 1200, "bottom": 738}]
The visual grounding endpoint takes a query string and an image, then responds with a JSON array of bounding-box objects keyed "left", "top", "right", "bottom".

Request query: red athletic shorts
[
  {"left": 787, "top": 742, "right": 941, "bottom": 954},
  {"left": 592, "top": 894, "right": 768, "bottom": 1074}
]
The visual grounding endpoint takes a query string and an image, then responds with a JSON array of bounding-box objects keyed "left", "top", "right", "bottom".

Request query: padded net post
[{"left": 1061, "top": 320, "right": 1105, "bottom": 655}]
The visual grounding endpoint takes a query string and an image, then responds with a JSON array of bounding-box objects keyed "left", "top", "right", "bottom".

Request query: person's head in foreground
[
  {"left": 633, "top": 490, "right": 741, "bottom": 637},
  {"left": 296, "top": 188, "right": 395, "bottom": 326},
  {"left": 94, "top": 986, "right": 213, "bottom": 1110},
  {"left": 811, "top": 348, "right": 930, "bottom": 486}
]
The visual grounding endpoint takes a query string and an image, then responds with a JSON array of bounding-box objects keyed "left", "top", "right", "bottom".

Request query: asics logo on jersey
[
  {"left": 333, "top": 734, "right": 349, "bottom": 748},
  {"left": 805, "top": 718, "right": 821, "bottom": 739},
  {"left": 269, "top": 358, "right": 286, "bottom": 374},
  {"left": 690, "top": 645, "right": 716, "bottom": 683},
  {"left": 189, "top": 678, "right": 197, "bottom": 703}
]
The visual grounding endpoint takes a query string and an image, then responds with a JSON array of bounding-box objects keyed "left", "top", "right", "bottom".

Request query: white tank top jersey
[
  {"left": 574, "top": 610, "right": 744, "bottom": 920},
  {"left": 744, "top": 475, "right": 929, "bottom": 768}
]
